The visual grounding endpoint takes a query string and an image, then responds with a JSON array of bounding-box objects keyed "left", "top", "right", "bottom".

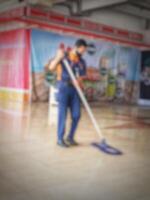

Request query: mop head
[{"left": 92, "top": 139, "right": 123, "bottom": 155}]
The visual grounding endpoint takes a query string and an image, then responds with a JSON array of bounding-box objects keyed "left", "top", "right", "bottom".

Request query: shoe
[
  {"left": 66, "top": 138, "right": 79, "bottom": 146},
  {"left": 57, "top": 140, "right": 69, "bottom": 148}
]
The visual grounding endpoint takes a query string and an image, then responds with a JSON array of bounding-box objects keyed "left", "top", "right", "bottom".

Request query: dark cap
[{"left": 75, "top": 39, "right": 88, "bottom": 48}]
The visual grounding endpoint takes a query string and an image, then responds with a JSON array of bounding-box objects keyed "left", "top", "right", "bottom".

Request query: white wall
[
  {"left": 0, "top": 0, "right": 146, "bottom": 37},
  {"left": 85, "top": 10, "right": 145, "bottom": 33},
  {"left": 143, "top": 30, "right": 150, "bottom": 43},
  {"left": 52, "top": 6, "right": 145, "bottom": 33}
]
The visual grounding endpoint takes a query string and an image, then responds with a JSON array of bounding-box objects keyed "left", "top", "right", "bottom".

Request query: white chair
[{"left": 48, "top": 86, "right": 58, "bottom": 126}]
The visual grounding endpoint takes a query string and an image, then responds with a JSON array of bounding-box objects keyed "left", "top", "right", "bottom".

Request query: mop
[{"left": 61, "top": 46, "right": 123, "bottom": 155}]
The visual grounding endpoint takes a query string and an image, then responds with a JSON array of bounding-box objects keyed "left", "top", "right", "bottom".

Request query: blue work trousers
[{"left": 56, "top": 81, "right": 81, "bottom": 141}]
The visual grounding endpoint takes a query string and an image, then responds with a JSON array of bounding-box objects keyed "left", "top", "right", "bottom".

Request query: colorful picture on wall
[{"left": 31, "top": 29, "right": 141, "bottom": 103}]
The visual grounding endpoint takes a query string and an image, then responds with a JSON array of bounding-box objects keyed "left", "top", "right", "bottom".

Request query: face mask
[{"left": 75, "top": 50, "right": 82, "bottom": 58}]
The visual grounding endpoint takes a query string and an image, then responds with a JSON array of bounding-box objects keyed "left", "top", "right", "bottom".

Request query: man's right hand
[
  {"left": 49, "top": 49, "right": 65, "bottom": 71},
  {"left": 55, "top": 49, "right": 65, "bottom": 61}
]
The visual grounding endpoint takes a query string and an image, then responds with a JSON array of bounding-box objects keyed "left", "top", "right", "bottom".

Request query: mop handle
[{"left": 63, "top": 59, "right": 103, "bottom": 139}]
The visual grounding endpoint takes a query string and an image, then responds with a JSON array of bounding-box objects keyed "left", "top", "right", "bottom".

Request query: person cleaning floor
[{"left": 48, "top": 39, "right": 88, "bottom": 147}]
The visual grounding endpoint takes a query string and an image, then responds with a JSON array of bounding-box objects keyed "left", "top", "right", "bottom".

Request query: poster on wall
[
  {"left": 0, "top": 29, "right": 30, "bottom": 109},
  {"left": 139, "top": 51, "right": 150, "bottom": 106},
  {"left": 0, "top": 29, "right": 30, "bottom": 90},
  {"left": 31, "top": 28, "right": 141, "bottom": 103}
]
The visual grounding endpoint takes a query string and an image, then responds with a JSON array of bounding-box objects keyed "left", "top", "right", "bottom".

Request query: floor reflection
[{"left": 0, "top": 102, "right": 150, "bottom": 200}]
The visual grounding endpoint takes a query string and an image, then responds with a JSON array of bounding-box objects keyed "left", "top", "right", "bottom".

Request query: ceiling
[
  {"left": 52, "top": 0, "right": 150, "bottom": 29},
  {"left": 1, "top": 0, "right": 150, "bottom": 29},
  {"left": 52, "top": 0, "right": 150, "bottom": 18}
]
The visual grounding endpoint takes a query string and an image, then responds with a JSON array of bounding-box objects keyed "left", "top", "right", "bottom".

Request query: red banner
[{"left": 0, "top": 29, "right": 30, "bottom": 90}]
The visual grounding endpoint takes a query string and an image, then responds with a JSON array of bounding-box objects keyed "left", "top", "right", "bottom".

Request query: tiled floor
[{"left": 0, "top": 102, "right": 150, "bottom": 200}]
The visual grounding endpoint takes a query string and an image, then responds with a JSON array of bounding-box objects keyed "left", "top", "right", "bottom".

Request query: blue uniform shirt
[{"left": 58, "top": 53, "right": 87, "bottom": 82}]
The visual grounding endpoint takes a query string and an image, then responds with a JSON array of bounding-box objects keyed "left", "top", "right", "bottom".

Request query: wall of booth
[{"left": 0, "top": 28, "right": 150, "bottom": 112}]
